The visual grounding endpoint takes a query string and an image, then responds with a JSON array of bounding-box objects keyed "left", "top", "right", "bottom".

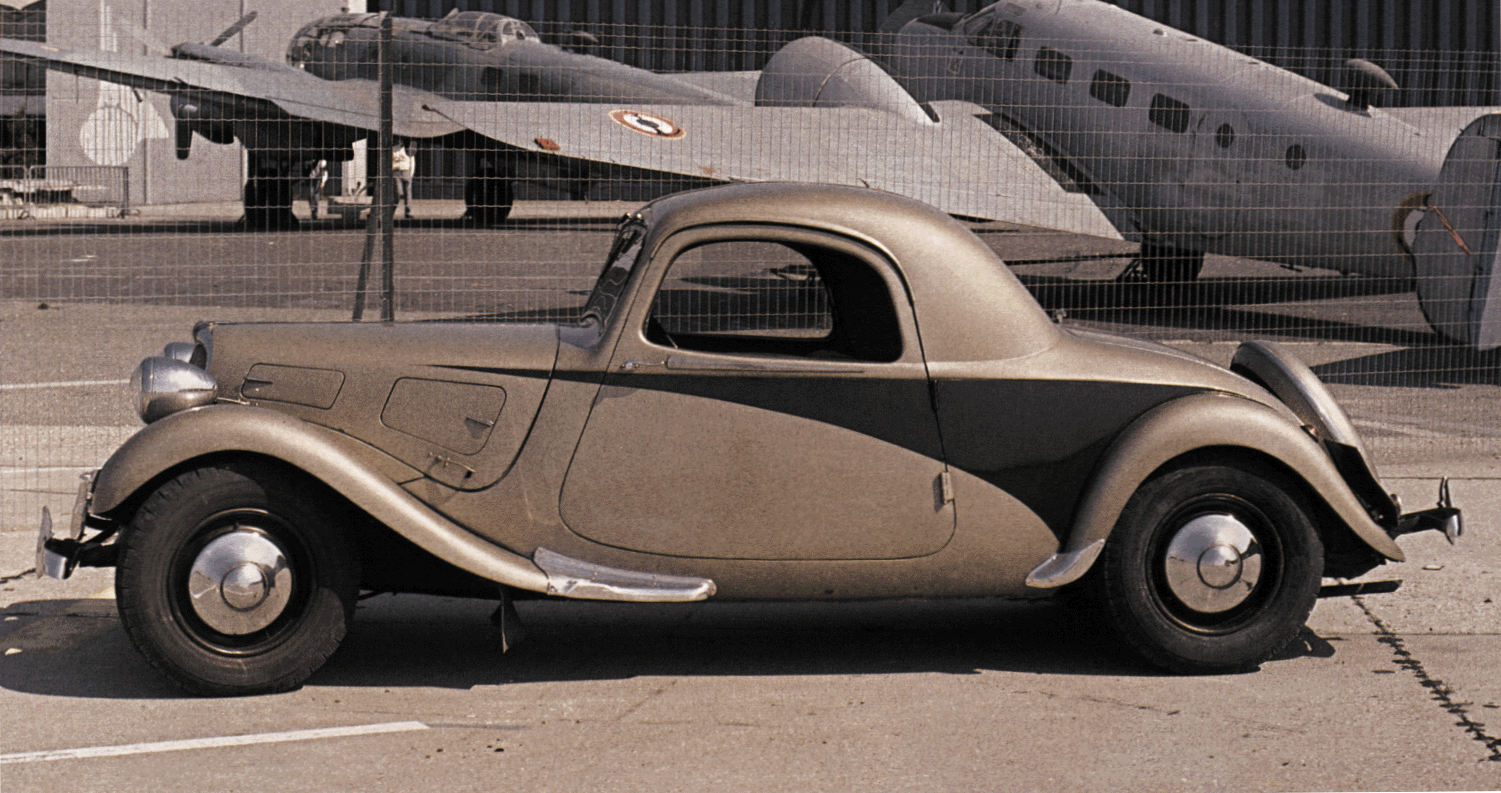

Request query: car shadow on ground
[
  {"left": 1311, "top": 345, "right": 1501, "bottom": 389},
  {"left": 0, "top": 595, "right": 1339, "bottom": 699}
]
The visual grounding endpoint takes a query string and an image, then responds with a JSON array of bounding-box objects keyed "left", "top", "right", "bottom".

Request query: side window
[
  {"left": 1149, "top": 93, "right": 1191, "bottom": 133},
  {"left": 1090, "top": 69, "right": 1131, "bottom": 107},
  {"left": 1033, "top": 47, "right": 1073, "bottom": 84},
  {"left": 648, "top": 240, "right": 902, "bottom": 362}
]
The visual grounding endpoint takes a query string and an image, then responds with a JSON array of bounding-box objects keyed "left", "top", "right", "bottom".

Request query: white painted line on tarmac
[
  {"left": 0, "top": 380, "right": 129, "bottom": 391},
  {"left": 0, "top": 721, "right": 430, "bottom": 764}
]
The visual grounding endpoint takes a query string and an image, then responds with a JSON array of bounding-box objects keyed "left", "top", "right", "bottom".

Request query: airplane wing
[
  {"left": 2, "top": 36, "right": 1118, "bottom": 237},
  {"left": 0, "top": 38, "right": 463, "bottom": 140},
  {"left": 427, "top": 98, "right": 1122, "bottom": 239}
]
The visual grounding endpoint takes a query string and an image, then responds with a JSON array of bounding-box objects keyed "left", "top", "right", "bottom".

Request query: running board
[{"left": 533, "top": 547, "right": 717, "bottom": 602}]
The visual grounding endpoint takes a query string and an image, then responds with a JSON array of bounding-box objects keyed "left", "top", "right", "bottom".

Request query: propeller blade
[{"left": 208, "top": 11, "right": 258, "bottom": 47}]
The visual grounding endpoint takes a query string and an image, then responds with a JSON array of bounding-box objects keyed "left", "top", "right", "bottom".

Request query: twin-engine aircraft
[
  {"left": 0, "top": 8, "right": 1109, "bottom": 236},
  {"left": 2, "top": 1, "right": 1498, "bottom": 346},
  {"left": 880, "top": 0, "right": 1501, "bottom": 348}
]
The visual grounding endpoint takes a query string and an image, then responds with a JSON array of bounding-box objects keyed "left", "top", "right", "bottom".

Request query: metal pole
[
  {"left": 353, "top": 11, "right": 397, "bottom": 321},
  {"left": 378, "top": 9, "right": 396, "bottom": 322}
]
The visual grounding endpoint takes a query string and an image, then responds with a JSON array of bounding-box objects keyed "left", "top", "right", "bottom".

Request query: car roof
[{"left": 634, "top": 182, "right": 1060, "bottom": 361}]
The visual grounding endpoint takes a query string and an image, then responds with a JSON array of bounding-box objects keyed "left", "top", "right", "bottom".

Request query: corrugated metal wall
[{"left": 378, "top": 0, "right": 1500, "bottom": 106}]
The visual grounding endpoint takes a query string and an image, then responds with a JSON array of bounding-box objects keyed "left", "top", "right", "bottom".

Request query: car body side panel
[
  {"left": 205, "top": 322, "right": 558, "bottom": 491},
  {"left": 561, "top": 376, "right": 955, "bottom": 560},
  {"left": 935, "top": 378, "right": 1199, "bottom": 536}
]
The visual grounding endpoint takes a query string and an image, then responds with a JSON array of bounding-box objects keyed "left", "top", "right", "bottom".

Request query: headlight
[{"left": 131, "top": 355, "right": 218, "bottom": 424}]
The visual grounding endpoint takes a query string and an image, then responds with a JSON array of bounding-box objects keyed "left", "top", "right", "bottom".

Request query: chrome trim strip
[{"left": 534, "top": 547, "right": 717, "bottom": 602}]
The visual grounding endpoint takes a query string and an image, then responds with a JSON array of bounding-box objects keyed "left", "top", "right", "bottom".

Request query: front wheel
[
  {"left": 116, "top": 462, "right": 360, "bottom": 696},
  {"left": 1096, "top": 462, "right": 1323, "bottom": 673}
]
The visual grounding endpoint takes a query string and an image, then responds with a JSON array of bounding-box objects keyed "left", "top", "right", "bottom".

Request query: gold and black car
[{"left": 39, "top": 182, "right": 1461, "bottom": 695}]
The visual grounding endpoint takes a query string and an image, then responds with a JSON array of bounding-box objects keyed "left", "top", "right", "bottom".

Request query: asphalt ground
[{"left": 1, "top": 201, "right": 1498, "bottom": 791}]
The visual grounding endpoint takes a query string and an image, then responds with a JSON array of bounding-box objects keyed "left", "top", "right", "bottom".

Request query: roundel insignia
[{"left": 609, "top": 110, "right": 686, "bottom": 140}]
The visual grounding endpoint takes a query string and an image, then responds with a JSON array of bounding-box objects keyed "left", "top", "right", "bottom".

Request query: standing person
[
  {"left": 306, "top": 159, "right": 328, "bottom": 219},
  {"left": 392, "top": 141, "right": 415, "bottom": 219}
]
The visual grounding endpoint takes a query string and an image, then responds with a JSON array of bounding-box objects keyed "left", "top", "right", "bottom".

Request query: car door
[{"left": 560, "top": 226, "right": 954, "bottom": 561}]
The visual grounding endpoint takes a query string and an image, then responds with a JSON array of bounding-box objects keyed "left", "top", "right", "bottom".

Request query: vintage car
[{"left": 40, "top": 182, "right": 1460, "bottom": 695}]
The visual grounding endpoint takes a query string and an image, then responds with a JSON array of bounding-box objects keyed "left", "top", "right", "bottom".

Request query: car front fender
[
  {"left": 1027, "top": 392, "right": 1404, "bottom": 589},
  {"left": 90, "top": 403, "right": 551, "bottom": 593}
]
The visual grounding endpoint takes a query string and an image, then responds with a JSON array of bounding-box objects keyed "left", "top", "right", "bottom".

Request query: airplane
[
  {"left": 0, "top": 8, "right": 1113, "bottom": 236},
  {"left": 2, "top": 2, "right": 1498, "bottom": 346},
  {"left": 872, "top": 0, "right": 1501, "bottom": 348}
]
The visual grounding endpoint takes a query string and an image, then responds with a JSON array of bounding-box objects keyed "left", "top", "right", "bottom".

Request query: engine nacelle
[{"left": 755, "top": 36, "right": 932, "bottom": 125}]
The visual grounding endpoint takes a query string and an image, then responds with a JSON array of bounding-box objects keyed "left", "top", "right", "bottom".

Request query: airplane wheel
[
  {"left": 464, "top": 176, "right": 513, "bottom": 225},
  {"left": 116, "top": 462, "right": 359, "bottom": 696},
  {"left": 1095, "top": 461, "right": 1322, "bottom": 674}
]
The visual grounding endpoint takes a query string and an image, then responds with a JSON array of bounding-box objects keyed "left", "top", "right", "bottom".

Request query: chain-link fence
[{"left": 3, "top": 2, "right": 1500, "bottom": 531}]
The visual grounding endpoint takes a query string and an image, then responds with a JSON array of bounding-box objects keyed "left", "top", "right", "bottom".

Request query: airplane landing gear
[
  {"left": 242, "top": 168, "right": 299, "bottom": 231},
  {"left": 462, "top": 170, "right": 514, "bottom": 226},
  {"left": 1120, "top": 243, "right": 1205, "bottom": 284}
]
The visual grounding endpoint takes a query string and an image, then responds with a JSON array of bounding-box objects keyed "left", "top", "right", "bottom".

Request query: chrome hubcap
[
  {"left": 1163, "top": 513, "right": 1263, "bottom": 614},
  {"left": 188, "top": 528, "right": 293, "bottom": 635}
]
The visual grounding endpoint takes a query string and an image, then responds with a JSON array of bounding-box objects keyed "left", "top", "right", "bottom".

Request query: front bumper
[{"left": 35, "top": 470, "right": 117, "bottom": 580}]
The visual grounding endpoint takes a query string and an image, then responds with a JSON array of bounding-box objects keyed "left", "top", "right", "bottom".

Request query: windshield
[
  {"left": 582, "top": 220, "right": 647, "bottom": 324},
  {"left": 428, "top": 11, "right": 539, "bottom": 47}
]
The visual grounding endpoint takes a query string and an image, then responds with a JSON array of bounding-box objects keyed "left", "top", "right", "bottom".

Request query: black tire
[
  {"left": 116, "top": 462, "right": 359, "bottom": 696},
  {"left": 1096, "top": 462, "right": 1323, "bottom": 674},
  {"left": 464, "top": 176, "right": 513, "bottom": 225}
]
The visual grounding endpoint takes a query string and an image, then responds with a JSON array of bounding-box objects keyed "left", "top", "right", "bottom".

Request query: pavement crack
[
  {"left": 1, "top": 569, "right": 37, "bottom": 585},
  {"left": 1354, "top": 596, "right": 1501, "bottom": 762}
]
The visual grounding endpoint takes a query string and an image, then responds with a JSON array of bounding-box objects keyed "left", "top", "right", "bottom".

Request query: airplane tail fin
[{"left": 1413, "top": 113, "right": 1501, "bottom": 349}]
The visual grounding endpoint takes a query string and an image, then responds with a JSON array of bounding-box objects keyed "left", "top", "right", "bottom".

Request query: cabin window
[
  {"left": 1034, "top": 48, "right": 1073, "bottom": 84},
  {"left": 1089, "top": 70, "right": 1131, "bottom": 107},
  {"left": 1149, "top": 94, "right": 1191, "bottom": 133},
  {"left": 1215, "top": 123, "right": 1236, "bottom": 148},
  {"left": 1285, "top": 144, "right": 1307, "bottom": 170}
]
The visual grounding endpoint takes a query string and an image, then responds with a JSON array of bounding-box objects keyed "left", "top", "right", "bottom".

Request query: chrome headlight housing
[{"left": 131, "top": 342, "right": 218, "bottom": 424}]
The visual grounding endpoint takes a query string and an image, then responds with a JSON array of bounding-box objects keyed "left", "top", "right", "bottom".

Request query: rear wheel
[
  {"left": 1096, "top": 462, "right": 1322, "bottom": 673},
  {"left": 116, "top": 462, "right": 359, "bottom": 696}
]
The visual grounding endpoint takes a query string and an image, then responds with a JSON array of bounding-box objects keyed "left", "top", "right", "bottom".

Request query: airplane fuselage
[
  {"left": 887, "top": 0, "right": 1449, "bottom": 277},
  {"left": 286, "top": 12, "right": 736, "bottom": 107}
]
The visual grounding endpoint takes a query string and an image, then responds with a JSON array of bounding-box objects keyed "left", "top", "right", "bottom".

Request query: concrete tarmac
[{"left": 1, "top": 203, "right": 1497, "bottom": 791}]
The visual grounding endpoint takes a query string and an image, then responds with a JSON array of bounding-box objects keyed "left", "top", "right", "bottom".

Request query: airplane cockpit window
[
  {"left": 964, "top": 15, "right": 1023, "bottom": 61},
  {"left": 1090, "top": 70, "right": 1131, "bottom": 107},
  {"left": 1149, "top": 94, "right": 1191, "bottom": 133},
  {"left": 430, "top": 11, "right": 539, "bottom": 48},
  {"left": 1034, "top": 48, "right": 1073, "bottom": 84}
]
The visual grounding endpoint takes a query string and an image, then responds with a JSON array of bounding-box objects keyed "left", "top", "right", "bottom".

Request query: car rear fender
[
  {"left": 1025, "top": 392, "right": 1404, "bottom": 589},
  {"left": 89, "top": 403, "right": 551, "bottom": 593}
]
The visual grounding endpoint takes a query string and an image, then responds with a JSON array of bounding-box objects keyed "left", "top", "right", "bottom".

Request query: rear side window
[{"left": 648, "top": 239, "right": 901, "bottom": 362}]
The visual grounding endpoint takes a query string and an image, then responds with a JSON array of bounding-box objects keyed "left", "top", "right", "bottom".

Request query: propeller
[{"left": 119, "top": 12, "right": 259, "bottom": 160}]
